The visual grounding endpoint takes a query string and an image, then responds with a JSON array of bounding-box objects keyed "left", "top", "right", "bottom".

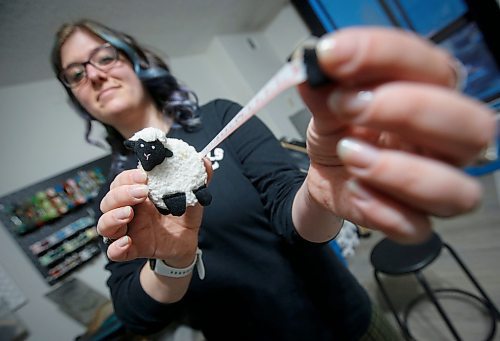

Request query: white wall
[
  {"left": 202, "top": 3, "right": 311, "bottom": 140},
  {"left": 264, "top": 3, "right": 311, "bottom": 62},
  {"left": 170, "top": 53, "right": 237, "bottom": 106},
  {"left": 0, "top": 80, "right": 108, "bottom": 197}
]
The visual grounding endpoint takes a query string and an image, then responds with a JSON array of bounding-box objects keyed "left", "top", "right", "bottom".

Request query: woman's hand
[
  {"left": 97, "top": 159, "right": 212, "bottom": 267},
  {"left": 298, "top": 27, "right": 496, "bottom": 243}
]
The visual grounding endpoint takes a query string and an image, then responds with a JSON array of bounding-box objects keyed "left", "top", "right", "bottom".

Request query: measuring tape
[{"left": 199, "top": 58, "right": 312, "bottom": 157}]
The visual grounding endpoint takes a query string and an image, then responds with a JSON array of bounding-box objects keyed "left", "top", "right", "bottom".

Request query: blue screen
[
  {"left": 386, "top": 0, "right": 467, "bottom": 36},
  {"left": 439, "top": 22, "right": 500, "bottom": 101},
  {"left": 306, "top": 0, "right": 499, "bottom": 102},
  {"left": 311, "top": 0, "right": 394, "bottom": 28},
  {"left": 311, "top": 0, "right": 467, "bottom": 33}
]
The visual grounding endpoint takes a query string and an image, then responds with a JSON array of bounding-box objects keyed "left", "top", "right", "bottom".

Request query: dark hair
[{"left": 51, "top": 19, "right": 201, "bottom": 154}]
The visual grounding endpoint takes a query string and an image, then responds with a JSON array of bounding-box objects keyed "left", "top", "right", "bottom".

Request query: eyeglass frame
[{"left": 59, "top": 43, "right": 120, "bottom": 88}]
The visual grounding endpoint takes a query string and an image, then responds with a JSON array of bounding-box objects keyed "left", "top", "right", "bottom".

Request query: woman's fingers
[
  {"left": 98, "top": 206, "right": 135, "bottom": 261},
  {"left": 98, "top": 165, "right": 208, "bottom": 262},
  {"left": 203, "top": 157, "right": 214, "bottom": 183},
  {"left": 106, "top": 235, "right": 139, "bottom": 261},
  {"left": 98, "top": 169, "right": 149, "bottom": 258},
  {"left": 315, "top": 27, "right": 456, "bottom": 88},
  {"left": 97, "top": 206, "right": 133, "bottom": 239},
  {"left": 102, "top": 169, "right": 149, "bottom": 213},
  {"left": 297, "top": 27, "right": 461, "bottom": 132},
  {"left": 330, "top": 83, "right": 496, "bottom": 165},
  {"left": 297, "top": 27, "right": 496, "bottom": 243},
  {"left": 338, "top": 138, "right": 482, "bottom": 217},
  {"left": 100, "top": 183, "right": 149, "bottom": 213},
  {"left": 110, "top": 169, "right": 148, "bottom": 190},
  {"left": 345, "top": 179, "right": 432, "bottom": 244}
]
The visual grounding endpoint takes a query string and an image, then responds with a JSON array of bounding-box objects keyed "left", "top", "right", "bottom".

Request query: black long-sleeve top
[{"left": 98, "top": 99, "right": 372, "bottom": 340}]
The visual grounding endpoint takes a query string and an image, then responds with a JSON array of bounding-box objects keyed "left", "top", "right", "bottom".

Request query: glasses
[{"left": 59, "top": 43, "right": 119, "bottom": 88}]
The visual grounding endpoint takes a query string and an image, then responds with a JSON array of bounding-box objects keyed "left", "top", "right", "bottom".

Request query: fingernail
[
  {"left": 114, "top": 206, "right": 131, "bottom": 220},
  {"left": 316, "top": 34, "right": 354, "bottom": 66},
  {"left": 116, "top": 236, "right": 129, "bottom": 248},
  {"left": 337, "top": 138, "right": 379, "bottom": 168},
  {"left": 129, "top": 185, "right": 149, "bottom": 198},
  {"left": 133, "top": 170, "right": 147, "bottom": 183},
  {"left": 328, "top": 90, "right": 373, "bottom": 117}
]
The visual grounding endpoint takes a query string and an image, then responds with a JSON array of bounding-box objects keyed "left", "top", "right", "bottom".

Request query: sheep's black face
[{"left": 124, "top": 138, "right": 173, "bottom": 171}]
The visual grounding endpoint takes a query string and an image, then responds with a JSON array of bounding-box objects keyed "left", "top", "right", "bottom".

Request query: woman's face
[{"left": 60, "top": 29, "right": 150, "bottom": 126}]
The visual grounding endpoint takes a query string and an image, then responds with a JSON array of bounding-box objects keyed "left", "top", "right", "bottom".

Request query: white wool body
[{"left": 129, "top": 128, "right": 207, "bottom": 209}]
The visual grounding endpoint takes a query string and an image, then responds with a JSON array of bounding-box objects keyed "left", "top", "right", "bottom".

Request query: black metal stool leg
[
  {"left": 443, "top": 243, "right": 500, "bottom": 320},
  {"left": 374, "top": 270, "right": 412, "bottom": 340},
  {"left": 414, "top": 271, "right": 462, "bottom": 341}
]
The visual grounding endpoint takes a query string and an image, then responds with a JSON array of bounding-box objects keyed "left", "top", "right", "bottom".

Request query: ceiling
[{"left": 0, "top": 0, "right": 288, "bottom": 87}]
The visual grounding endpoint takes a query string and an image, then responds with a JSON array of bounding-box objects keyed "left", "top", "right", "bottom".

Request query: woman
[{"left": 52, "top": 20, "right": 495, "bottom": 340}]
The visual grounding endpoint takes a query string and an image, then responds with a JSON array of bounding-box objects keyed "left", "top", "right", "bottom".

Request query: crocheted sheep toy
[{"left": 124, "top": 127, "right": 212, "bottom": 216}]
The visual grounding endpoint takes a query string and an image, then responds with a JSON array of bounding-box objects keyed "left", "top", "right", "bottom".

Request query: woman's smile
[{"left": 97, "top": 86, "right": 120, "bottom": 102}]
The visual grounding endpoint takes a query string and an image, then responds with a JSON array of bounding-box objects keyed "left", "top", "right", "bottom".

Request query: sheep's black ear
[
  {"left": 123, "top": 140, "right": 136, "bottom": 150},
  {"left": 163, "top": 134, "right": 173, "bottom": 157},
  {"left": 164, "top": 146, "right": 173, "bottom": 157}
]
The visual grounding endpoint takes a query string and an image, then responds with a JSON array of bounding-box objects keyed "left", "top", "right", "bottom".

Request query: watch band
[{"left": 149, "top": 248, "right": 205, "bottom": 280}]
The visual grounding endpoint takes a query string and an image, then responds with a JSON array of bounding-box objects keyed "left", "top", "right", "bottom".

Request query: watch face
[{"left": 149, "top": 258, "right": 156, "bottom": 270}]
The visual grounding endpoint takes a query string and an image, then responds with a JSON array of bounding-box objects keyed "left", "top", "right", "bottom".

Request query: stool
[{"left": 370, "top": 232, "right": 500, "bottom": 340}]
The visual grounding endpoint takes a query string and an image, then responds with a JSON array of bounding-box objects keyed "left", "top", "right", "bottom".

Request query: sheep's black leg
[
  {"left": 194, "top": 185, "right": 212, "bottom": 206},
  {"left": 155, "top": 206, "right": 171, "bottom": 215},
  {"left": 162, "top": 193, "right": 186, "bottom": 216}
]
